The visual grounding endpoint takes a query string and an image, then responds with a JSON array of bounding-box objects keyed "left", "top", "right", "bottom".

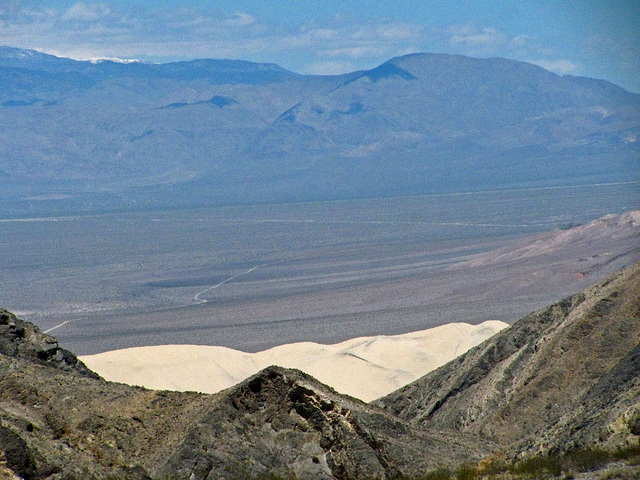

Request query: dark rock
[
  {"left": 121, "top": 466, "right": 153, "bottom": 480},
  {"left": 0, "top": 309, "right": 99, "bottom": 378},
  {"left": 1, "top": 263, "right": 639, "bottom": 478},
  {"left": 0, "top": 426, "right": 38, "bottom": 480}
]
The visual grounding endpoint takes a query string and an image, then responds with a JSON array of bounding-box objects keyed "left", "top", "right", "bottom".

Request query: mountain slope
[
  {"left": 156, "top": 366, "right": 488, "bottom": 479},
  {"left": 0, "top": 310, "right": 97, "bottom": 378},
  {"left": 1, "top": 48, "right": 638, "bottom": 215},
  {"left": 1, "top": 263, "right": 640, "bottom": 478},
  {"left": 376, "top": 262, "right": 640, "bottom": 458},
  {"left": 0, "top": 310, "right": 486, "bottom": 479}
]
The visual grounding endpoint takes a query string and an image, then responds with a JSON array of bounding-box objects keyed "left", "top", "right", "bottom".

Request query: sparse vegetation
[
  {"left": 565, "top": 447, "right": 612, "bottom": 472},
  {"left": 254, "top": 472, "right": 297, "bottom": 480},
  {"left": 422, "top": 468, "right": 453, "bottom": 480},
  {"left": 514, "top": 454, "right": 563, "bottom": 477},
  {"left": 1, "top": 262, "right": 639, "bottom": 480},
  {"left": 454, "top": 463, "right": 480, "bottom": 480},
  {"left": 599, "top": 467, "right": 640, "bottom": 479},
  {"left": 411, "top": 446, "right": 640, "bottom": 480}
]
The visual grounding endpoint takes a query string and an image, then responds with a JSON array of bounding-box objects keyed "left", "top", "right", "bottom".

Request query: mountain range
[
  {"left": 1, "top": 46, "right": 638, "bottom": 215},
  {"left": 1, "top": 262, "right": 639, "bottom": 479}
]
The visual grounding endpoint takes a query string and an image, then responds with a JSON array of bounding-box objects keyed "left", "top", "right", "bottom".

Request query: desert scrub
[
  {"left": 514, "top": 454, "right": 563, "bottom": 477},
  {"left": 421, "top": 467, "right": 453, "bottom": 480},
  {"left": 454, "top": 463, "right": 480, "bottom": 480},
  {"left": 612, "top": 444, "right": 640, "bottom": 465},
  {"left": 254, "top": 473, "right": 297, "bottom": 480},
  {"left": 411, "top": 464, "right": 480, "bottom": 480},
  {"left": 598, "top": 467, "right": 640, "bottom": 480},
  {"left": 565, "top": 448, "right": 611, "bottom": 472}
]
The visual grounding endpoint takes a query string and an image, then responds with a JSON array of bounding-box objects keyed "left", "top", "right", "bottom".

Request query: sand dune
[{"left": 80, "top": 320, "right": 507, "bottom": 402}]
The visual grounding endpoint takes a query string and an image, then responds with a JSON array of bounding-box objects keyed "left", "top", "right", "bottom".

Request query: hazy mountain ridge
[
  {"left": 1, "top": 47, "right": 638, "bottom": 215},
  {"left": 1, "top": 262, "right": 639, "bottom": 478},
  {"left": 0, "top": 46, "right": 300, "bottom": 86}
]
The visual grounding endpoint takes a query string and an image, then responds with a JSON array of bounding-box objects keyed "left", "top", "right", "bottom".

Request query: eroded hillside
[
  {"left": 377, "top": 262, "right": 640, "bottom": 459},
  {"left": 1, "top": 262, "right": 640, "bottom": 479}
]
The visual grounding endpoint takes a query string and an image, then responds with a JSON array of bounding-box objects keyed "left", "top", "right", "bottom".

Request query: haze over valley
[{"left": 2, "top": 187, "right": 638, "bottom": 356}]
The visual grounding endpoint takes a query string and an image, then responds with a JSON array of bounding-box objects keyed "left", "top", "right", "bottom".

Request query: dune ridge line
[{"left": 80, "top": 320, "right": 508, "bottom": 402}]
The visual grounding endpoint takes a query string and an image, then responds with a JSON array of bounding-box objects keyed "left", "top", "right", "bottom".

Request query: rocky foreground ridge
[
  {"left": 377, "top": 261, "right": 640, "bottom": 457},
  {"left": 1, "top": 263, "right": 640, "bottom": 479}
]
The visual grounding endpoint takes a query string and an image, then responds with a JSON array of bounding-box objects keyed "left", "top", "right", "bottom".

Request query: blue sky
[{"left": 1, "top": 1, "right": 638, "bottom": 92}]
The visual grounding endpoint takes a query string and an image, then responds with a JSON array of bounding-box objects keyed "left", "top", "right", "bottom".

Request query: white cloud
[
  {"left": 0, "top": 6, "right": 504, "bottom": 66},
  {"left": 377, "top": 23, "right": 421, "bottom": 41},
  {"left": 308, "top": 28, "right": 337, "bottom": 40},
  {"left": 225, "top": 12, "right": 255, "bottom": 27},
  {"left": 511, "top": 34, "right": 529, "bottom": 47},
  {"left": 529, "top": 59, "right": 579, "bottom": 75},
  {"left": 583, "top": 34, "right": 638, "bottom": 60},
  {"left": 323, "top": 46, "right": 392, "bottom": 59},
  {"left": 450, "top": 27, "right": 507, "bottom": 50},
  {"left": 0, "top": 7, "right": 513, "bottom": 69},
  {"left": 62, "top": 2, "right": 110, "bottom": 21},
  {"left": 0, "top": 0, "right": 20, "bottom": 17},
  {"left": 0, "top": 3, "right": 633, "bottom": 90}
]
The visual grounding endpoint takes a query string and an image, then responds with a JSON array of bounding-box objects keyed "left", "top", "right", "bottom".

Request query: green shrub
[
  {"left": 253, "top": 473, "right": 297, "bottom": 480},
  {"left": 613, "top": 444, "right": 640, "bottom": 464},
  {"left": 566, "top": 447, "right": 611, "bottom": 472},
  {"left": 454, "top": 463, "right": 478, "bottom": 480},
  {"left": 599, "top": 468, "right": 640, "bottom": 480},
  {"left": 422, "top": 467, "right": 453, "bottom": 480},
  {"left": 515, "top": 454, "right": 562, "bottom": 477},
  {"left": 477, "top": 458, "right": 510, "bottom": 476}
]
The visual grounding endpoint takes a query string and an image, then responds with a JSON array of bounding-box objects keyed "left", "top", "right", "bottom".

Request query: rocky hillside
[
  {"left": 0, "top": 311, "right": 486, "bottom": 479},
  {"left": 155, "top": 367, "right": 487, "bottom": 479},
  {"left": 1, "top": 263, "right": 640, "bottom": 479},
  {"left": 377, "top": 262, "right": 640, "bottom": 458}
]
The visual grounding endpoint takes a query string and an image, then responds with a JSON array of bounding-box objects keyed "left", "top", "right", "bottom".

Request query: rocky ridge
[
  {"left": 0, "top": 312, "right": 486, "bottom": 479},
  {"left": 156, "top": 367, "right": 488, "bottom": 479},
  {"left": 377, "top": 262, "right": 640, "bottom": 459},
  {"left": 0, "top": 311, "right": 97, "bottom": 378},
  {"left": 1, "top": 263, "right": 640, "bottom": 478}
]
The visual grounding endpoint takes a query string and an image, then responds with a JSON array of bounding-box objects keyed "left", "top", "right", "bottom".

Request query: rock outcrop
[
  {"left": 0, "top": 310, "right": 98, "bottom": 378},
  {"left": 157, "top": 366, "right": 488, "bottom": 479}
]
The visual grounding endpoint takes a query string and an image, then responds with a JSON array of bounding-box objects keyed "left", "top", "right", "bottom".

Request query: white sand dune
[{"left": 80, "top": 320, "right": 507, "bottom": 402}]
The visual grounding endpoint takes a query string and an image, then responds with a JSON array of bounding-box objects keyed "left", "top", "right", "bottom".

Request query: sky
[{"left": 1, "top": 0, "right": 639, "bottom": 92}]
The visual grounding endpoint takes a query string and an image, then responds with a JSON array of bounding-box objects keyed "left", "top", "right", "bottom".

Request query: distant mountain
[
  {"left": 1, "top": 264, "right": 639, "bottom": 478},
  {"left": 0, "top": 46, "right": 299, "bottom": 83},
  {"left": 0, "top": 47, "right": 638, "bottom": 215}
]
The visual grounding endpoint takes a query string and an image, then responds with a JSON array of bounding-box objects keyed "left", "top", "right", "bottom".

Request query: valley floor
[{"left": 1, "top": 187, "right": 638, "bottom": 355}]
